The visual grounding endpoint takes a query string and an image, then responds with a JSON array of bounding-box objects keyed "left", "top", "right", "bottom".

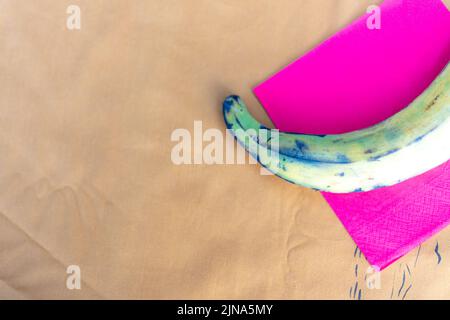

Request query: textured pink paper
[{"left": 253, "top": 0, "right": 450, "bottom": 269}]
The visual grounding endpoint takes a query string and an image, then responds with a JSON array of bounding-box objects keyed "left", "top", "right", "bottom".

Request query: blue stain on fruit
[
  {"left": 411, "top": 133, "right": 426, "bottom": 144},
  {"left": 295, "top": 140, "right": 309, "bottom": 152},
  {"left": 369, "top": 148, "right": 400, "bottom": 161},
  {"left": 384, "top": 129, "right": 401, "bottom": 140},
  {"left": 336, "top": 154, "right": 352, "bottom": 163},
  {"left": 234, "top": 116, "right": 245, "bottom": 130},
  {"left": 277, "top": 162, "right": 287, "bottom": 171},
  {"left": 223, "top": 97, "right": 235, "bottom": 114},
  {"left": 407, "top": 125, "right": 438, "bottom": 146},
  {"left": 434, "top": 241, "right": 442, "bottom": 264}
]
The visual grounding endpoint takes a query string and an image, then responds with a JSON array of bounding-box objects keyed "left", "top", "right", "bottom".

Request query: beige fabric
[{"left": 1, "top": 0, "right": 449, "bottom": 299}]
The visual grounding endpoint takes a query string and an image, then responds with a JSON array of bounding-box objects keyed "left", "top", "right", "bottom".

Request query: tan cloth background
[{"left": 1, "top": 0, "right": 450, "bottom": 299}]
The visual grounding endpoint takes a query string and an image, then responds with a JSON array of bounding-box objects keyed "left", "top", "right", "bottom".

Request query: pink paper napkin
[{"left": 253, "top": 0, "right": 450, "bottom": 269}]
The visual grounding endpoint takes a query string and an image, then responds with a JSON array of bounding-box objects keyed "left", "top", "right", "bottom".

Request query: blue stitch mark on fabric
[
  {"left": 353, "top": 188, "right": 363, "bottom": 192},
  {"left": 414, "top": 245, "right": 421, "bottom": 267},
  {"left": 434, "top": 241, "right": 442, "bottom": 264},
  {"left": 397, "top": 270, "right": 406, "bottom": 297},
  {"left": 402, "top": 284, "right": 412, "bottom": 300}
]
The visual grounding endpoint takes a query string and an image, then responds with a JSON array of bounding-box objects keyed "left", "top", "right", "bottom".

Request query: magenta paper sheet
[{"left": 253, "top": 0, "right": 450, "bottom": 269}]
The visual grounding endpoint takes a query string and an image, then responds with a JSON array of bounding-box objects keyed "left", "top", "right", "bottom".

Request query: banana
[{"left": 223, "top": 62, "right": 450, "bottom": 193}]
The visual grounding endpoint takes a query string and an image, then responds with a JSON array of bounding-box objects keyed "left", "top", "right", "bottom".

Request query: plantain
[{"left": 223, "top": 62, "right": 450, "bottom": 193}]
